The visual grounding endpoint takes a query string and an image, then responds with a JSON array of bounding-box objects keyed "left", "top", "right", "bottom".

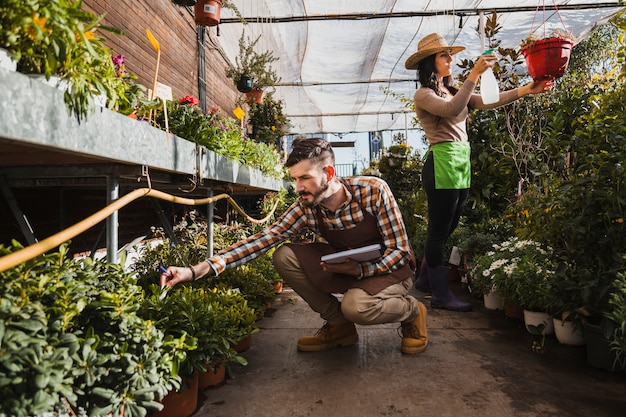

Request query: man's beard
[{"left": 299, "top": 180, "right": 330, "bottom": 208}]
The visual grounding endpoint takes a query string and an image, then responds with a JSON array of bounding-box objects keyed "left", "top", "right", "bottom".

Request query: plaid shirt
[{"left": 206, "top": 176, "right": 413, "bottom": 279}]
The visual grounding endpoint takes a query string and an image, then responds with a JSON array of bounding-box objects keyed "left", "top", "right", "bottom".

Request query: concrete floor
[{"left": 192, "top": 283, "right": 626, "bottom": 417}]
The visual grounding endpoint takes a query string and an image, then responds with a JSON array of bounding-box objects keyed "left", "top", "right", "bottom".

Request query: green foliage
[
  {"left": 0, "top": 242, "right": 180, "bottom": 417},
  {"left": 0, "top": 0, "right": 129, "bottom": 122},
  {"left": 155, "top": 98, "right": 285, "bottom": 180},
  {"left": 225, "top": 31, "right": 280, "bottom": 89},
  {"left": 249, "top": 91, "right": 292, "bottom": 143},
  {"left": 606, "top": 268, "right": 626, "bottom": 368},
  {"left": 140, "top": 284, "right": 255, "bottom": 377}
]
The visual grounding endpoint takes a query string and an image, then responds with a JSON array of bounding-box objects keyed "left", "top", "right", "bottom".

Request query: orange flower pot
[
  {"left": 194, "top": 0, "right": 222, "bottom": 27},
  {"left": 150, "top": 373, "right": 199, "bottom": 417}
]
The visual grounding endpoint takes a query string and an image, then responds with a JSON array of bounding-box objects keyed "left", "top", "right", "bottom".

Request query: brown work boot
[
  {"left": 400, "top": 301, "right": 428, "bottom": 354},
  {"left": 297, "top": 321, "right": 358, "bottom": 352}
]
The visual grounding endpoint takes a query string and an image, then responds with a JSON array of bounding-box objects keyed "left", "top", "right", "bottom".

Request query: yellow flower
[
  {"left": 76, "top": 30, "right": 96, "bottom": 41},
  {"left": 614, "top": 218, "right": 624, "bottom": 224},
  {"left": 27, "top": 14, "right": 50, "bottom": 40}
]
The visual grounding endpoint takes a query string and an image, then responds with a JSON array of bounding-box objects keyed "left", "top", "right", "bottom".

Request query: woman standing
[{"left": 405, "top": 33, "right": 553, "bottom": 311}]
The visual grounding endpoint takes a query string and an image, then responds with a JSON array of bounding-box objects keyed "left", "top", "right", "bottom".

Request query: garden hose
[{"left": 0, "top": 188, "right": 280, "bottom": 274}]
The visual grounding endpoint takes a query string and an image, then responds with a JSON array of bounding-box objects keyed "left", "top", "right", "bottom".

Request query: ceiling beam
[{"left": 220, "top": 3, "right": 624, "bottom": 24}]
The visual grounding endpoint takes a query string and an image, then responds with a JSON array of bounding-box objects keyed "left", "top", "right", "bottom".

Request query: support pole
[{"left": 106, "top": 175, "right": 119, "bottom": 263}]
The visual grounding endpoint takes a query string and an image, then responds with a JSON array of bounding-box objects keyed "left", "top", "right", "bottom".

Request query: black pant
[{"left": 421, "top": 152, "right": 469, "bottom": 268}]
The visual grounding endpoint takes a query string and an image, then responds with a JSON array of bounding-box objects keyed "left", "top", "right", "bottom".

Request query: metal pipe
[{"left": 0, "top": 188, "right": 280, "bottom": 273}]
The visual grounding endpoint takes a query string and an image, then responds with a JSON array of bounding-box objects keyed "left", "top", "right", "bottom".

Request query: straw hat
[{"left": 405, "top": 33, "right": 465, "bottom": 70}]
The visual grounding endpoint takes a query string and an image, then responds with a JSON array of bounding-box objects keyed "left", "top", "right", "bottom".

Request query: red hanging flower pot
[
  {"left": 194, "top": 0, "right": 222, "bottom": 27},
  {"left": 521, "top": 37, "right": 574, "bottom": 81}
]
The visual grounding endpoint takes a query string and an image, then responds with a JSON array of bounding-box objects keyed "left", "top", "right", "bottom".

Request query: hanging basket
[
  {"left": 194, "top": 0, "right": 222, "bottom": 27},
  {"left": 236, "top": 75, "right": 254, "bottom": 93},
  {"left": 521, "top": 37, "right": 574, "bottom": 80}
]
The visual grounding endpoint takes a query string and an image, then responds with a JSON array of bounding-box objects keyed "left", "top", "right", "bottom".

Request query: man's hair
[{"left": 285, "top": 136, "right": 335, "bottom": 168}]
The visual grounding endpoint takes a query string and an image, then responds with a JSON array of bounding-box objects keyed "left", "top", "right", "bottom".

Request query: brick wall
[{"left": 83, "top": 0, "right": 240, "bottom": 115}]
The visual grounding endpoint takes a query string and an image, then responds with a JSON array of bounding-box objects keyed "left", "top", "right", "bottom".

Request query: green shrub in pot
[{"left": 0, "top": 242, "right": 183, "bottom": 417}]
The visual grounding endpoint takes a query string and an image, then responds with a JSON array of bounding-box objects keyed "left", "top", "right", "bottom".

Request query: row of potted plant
[{"left": 0, "top": 206, "right": 285, "bottom": 416}]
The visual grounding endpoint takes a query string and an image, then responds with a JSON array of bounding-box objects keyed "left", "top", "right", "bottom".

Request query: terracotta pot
[
  {"left": 199, "top": 362, "right": 226, "bottom": 388},
  {"left": 150, "top": 372, "right": 199, "bottom": 417},
  {"left": 503, "top": 300, "right": 524, "bottom": 321},
  {"left": 232, "top": 334, "right": 252, "bottom": 353},
  {"left": 273, "top": 281, "right": 283, "bottom": 294},
  {"left": 194, "top": 0, "right": 222, "bottom": 27},
  {"left": 521, "top": 37, "right": 574, "bottom": 80},
  {"left": 245, "top": 88, "right": 264, "bottom": 105}
]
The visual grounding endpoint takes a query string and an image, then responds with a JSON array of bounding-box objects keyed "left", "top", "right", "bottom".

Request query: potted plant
[
  {"left": 248, "top": 91, "right": 291, "bottom": 144},
  {"left": 470, "top": 237, "right": 558, "bottom": 323},
  {"left": 0, "top": 242, "right": 183, "bottom": 417},
  {"left": 520, "top": 29, "right": 576, "bottom": 80},
  {"left": 0, "top": 0, "right": 130, "bottom": 122},
  {"left": 225, "top": 31, "right": 280, "bottom": 94},
  {"left": 194, "top": 0, "right": 243, "bottom": 27}
]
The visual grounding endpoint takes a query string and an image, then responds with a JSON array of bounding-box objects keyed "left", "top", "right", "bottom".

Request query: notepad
[{"left": 320, "top": 244, "right": 382, "bottom": 264}]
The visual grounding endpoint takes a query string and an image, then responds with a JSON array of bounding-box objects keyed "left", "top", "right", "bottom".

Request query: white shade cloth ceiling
[{"left": 216, "top": 1, "right": 625, "bottom": 135}]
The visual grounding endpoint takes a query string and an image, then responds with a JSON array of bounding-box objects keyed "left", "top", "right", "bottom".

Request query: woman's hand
[
  {"left": 467, "top": 53, "right": 497, "bottom": 82},
  {"left": 522, "top": 78, "right": 555, "bottom": 95},
  {"left": 321, "top": 258, "right": 362, "bottom": 278}
]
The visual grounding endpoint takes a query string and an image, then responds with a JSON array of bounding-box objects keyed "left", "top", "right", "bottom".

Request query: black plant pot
[
  {"left": 236, "top": 76, "right": 254, "bottom": 93},
  {"left": 172, "top": 0, "right": 197, "bottom": 6}
]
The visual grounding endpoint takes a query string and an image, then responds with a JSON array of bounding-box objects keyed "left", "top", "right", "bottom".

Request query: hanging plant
[
  {"left": 521, "top": 30, "right": 576, "bottom": 80},
  {"left": 225, "top": 31, "right": 280, "bottom": 91}
]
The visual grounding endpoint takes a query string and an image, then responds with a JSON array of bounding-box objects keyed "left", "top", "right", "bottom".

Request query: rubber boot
[
  {"left": 428, "top": 265, "right": 472, "bottom": 312},
  {"left": 297, "top": 321, "right": 358, "bottom": 352},
  {"left": 414, "top": 258, "right": 430, "bottom": 293}
]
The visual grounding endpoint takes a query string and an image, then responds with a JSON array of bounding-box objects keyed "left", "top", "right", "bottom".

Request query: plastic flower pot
[
  {"left": 194, "top": 0, "right": 222, "bottom": 27},
  {"left": 521, "top": 37, "right": 574, "bottom": 80},
  {"left": 237, "top": 75, "right": 254, "bottom": 93}
]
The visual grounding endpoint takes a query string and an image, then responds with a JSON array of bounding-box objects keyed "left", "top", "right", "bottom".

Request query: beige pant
[{"left": 273, "top": 245, "right": 419, "bottom": 325}]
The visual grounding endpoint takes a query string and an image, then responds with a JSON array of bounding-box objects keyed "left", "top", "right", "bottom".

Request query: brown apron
[{"left": 287, "top": 182, "right": 415, "bottom": 295}]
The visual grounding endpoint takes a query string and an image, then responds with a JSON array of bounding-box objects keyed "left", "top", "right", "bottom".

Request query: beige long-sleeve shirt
[{"left": 413, "top": 80, "right": 519, "bottom": 145}]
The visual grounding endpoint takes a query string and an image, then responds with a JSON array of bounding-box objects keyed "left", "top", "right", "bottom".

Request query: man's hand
[
  {"left": 160, "top": 266, "right": 194, "bottom": 288},
  {"left": 320, "top": 258, "right": 362, "bottom": 278}
]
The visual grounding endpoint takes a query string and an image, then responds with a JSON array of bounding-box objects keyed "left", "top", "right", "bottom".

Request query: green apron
[{"left": 429, "top": 141, "right": 471, "bottom": 189}]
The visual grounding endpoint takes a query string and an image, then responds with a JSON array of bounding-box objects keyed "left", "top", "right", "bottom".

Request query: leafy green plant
[
  {"left": 140, "top": 284, "right": 254, "bottom": 377},
  {"left": 225, "top": 31, "right": 280, "bottom": 90},
  {"left": 0, "top": 0, "right": 127, "bottom": 122},
  {"left": 248, "top": 90, "right": 291, "bottom": 143},
  {"left": 154, "top": 97, "right": 285, "bottom": 179},
  {"left": 0, "top": 242, "right": 182, "bottom": 417}
]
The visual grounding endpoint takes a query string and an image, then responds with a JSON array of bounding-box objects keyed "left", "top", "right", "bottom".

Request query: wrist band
[
  {"left": 357, "top": 264, "right": 364, "bottom": 279},
  {"left": 189, "top": 265, "right": 197, "bottom": 281}
]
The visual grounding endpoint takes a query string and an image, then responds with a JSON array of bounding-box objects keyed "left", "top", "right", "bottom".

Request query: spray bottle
[{"left": 480, "top": 48, "right": 499, "bottom": 105}]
